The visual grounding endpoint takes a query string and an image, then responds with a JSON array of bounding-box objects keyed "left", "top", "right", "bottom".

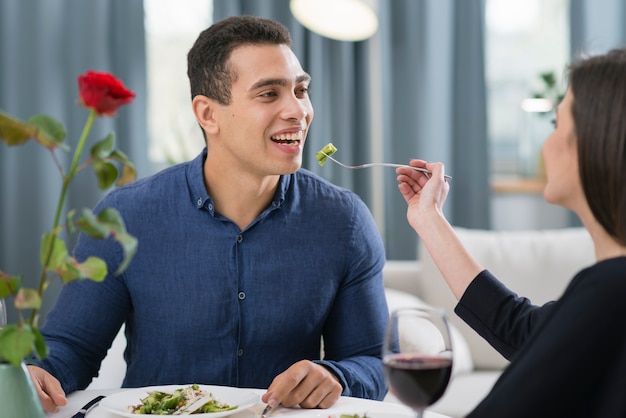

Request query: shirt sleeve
[
  {"left": 34, "top": 231, "right": 130, "bottom": 393},
  {"left": 314, "top": 194, "right": 388, "bottom": 401}
]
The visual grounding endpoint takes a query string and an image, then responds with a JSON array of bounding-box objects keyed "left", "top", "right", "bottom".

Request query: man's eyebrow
[
  {"left": 249, "top": 73, "right": 311, "bottom": 91},
  {"left": 297, "top": 73, "right": 312, "bottom": 84}
]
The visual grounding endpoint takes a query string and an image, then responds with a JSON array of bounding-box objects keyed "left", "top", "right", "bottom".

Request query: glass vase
[{"left": 0, "top": 361, "right": 45, "bottom": 418}]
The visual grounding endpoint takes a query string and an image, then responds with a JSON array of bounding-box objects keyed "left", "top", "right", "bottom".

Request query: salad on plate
[{"left": 128, "top": 384, "right": 237, "bottom": 415}]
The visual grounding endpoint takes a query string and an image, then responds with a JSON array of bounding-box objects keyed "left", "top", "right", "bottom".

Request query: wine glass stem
[{"left": 0, "top": 298, "right": 6, "bottom": 328}]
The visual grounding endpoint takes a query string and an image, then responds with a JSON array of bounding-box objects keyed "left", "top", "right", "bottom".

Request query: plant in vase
[{"left": 0, "top": 71, "right": 138, "bottom": 415}]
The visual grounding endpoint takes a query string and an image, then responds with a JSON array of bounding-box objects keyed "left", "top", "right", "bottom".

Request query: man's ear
[{"left": 192, "top": 95, "right": 219, "bottom": 135}]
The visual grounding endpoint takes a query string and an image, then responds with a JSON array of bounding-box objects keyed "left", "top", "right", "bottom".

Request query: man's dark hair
[{"left": 187, "top": 15, "right": 292, "bottom": 105}]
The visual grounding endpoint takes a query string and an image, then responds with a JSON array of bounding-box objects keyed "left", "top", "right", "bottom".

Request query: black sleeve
[
  {"left": 464, "top": 261, "right": 626, "bottom": 417},
  {"left": 454, "top": 269, "right": 556, "bottom": 360}
]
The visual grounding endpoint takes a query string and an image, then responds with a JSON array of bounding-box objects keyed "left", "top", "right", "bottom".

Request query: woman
[{"left": 396, "top": 48, "right": 626, "bottom": 417}]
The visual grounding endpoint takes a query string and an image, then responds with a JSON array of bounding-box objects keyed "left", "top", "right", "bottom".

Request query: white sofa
[{"left": 382, "top": 226, "right": 595, "bottom": 417}]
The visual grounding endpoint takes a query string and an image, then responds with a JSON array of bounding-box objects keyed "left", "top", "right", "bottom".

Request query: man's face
[{"left": 211, "top": 43, "right": 314, "bottom": 177}]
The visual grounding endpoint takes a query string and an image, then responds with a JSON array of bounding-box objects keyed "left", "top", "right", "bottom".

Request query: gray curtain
[
  {"left": 378, "top": 0, "right": 489, "bottom": 258},
  {"left": 0, "top": 0, "right": 149, "bottom": 323},
  {"left": 570, "top": 0, "right": 626, "bottom": 56},
  {"left": 214, "top": 0, "right": 490, "bottom": 260}
]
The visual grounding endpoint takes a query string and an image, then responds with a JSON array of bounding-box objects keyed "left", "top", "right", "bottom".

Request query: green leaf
[
  {"left": 96, "top": 208, "right": 126, "bottom": 233},
  {"left": 0, "top": 112, "right": 68, "bottom": 151},
  {"left": 90, "top": 136, "right": 136, "bottom": 187},
  {"left": 76, "top": 209, "right": 111, "bottom": 239},
  {"left": 108, "top": 149, "right": 136, "bottom": 186},
  {"left": 66, "top": 209, "right": 76, "bottom": 235},
  {"left": 32, "top": 327, "right": 48, "bottom": 360},
  {"left": 54, "top": 259, "right": 80, "bottom": 284},
  {"left": 41, "top": 232, "right": 69, "bottom": 270},
  {"left": 94, "top": 210, "right": 138, "bottom": 272},
  {"left": 72, "top": 256, "right": 107, "bottom": 282},
  {"left": 75, "top": 208, "right": 136, "bottom": 276},
  {"left": 91, "top": 133, "right": 115, "bottom": 159},
  {"left": 0, "top": 272, "right": 22, "bottom": 298},
  {"left": 28, "top": 114, "right": 68, "bottom": 149},
  {"left": 93, "top": 160, "right": 118, "bottom": 190},
  {"left": 0, "top": 325, "right": 36, "bottom": 366},
  {"left": 0, "top": 111, "right": 35, "bottom": 146},
  {"left": 0, "top": 280, "right": 10, "bottom": 299},
  {"left": 114, "top": 232, "right": 138, "bottom": 275},
  {"left": 540, "top": 71, "right": 556, "bottom": 88},
  {"left": 14, "top": 288, "right": 41, "bottom": 310},
  {"left": 118, "top": 161, "right": 137, "bottom": 186}
]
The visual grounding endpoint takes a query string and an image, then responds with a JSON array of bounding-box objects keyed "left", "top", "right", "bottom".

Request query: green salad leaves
[{"left": 130, "top": 384, "right": 237, "bottom": 415}]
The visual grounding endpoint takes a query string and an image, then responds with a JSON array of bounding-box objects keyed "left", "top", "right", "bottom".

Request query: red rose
[{"left": 78, "top": 71, "right": 136, "bottom": 116}]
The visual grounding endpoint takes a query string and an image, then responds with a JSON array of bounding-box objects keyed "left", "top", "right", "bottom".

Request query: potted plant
[{"left": 0, "top": 70, "right": 138, "bottom": 416}]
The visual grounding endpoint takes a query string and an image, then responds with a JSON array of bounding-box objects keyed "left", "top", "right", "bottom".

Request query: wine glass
[{"left": 383, "top": 306, "right": 453, "bottom": 418}]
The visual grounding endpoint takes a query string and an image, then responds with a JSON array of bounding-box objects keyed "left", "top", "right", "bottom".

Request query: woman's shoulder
[
  {"left": 579, "top": 256, "right": 626, "bottom": 281},
  {"left": 564, "top": 256, "right": 626, "bottom": 311}
]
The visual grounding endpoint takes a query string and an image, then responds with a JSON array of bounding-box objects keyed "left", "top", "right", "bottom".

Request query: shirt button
[
  {"left": 236, "top": 234, "right": 243, "bottom": 244},
  {"left": 208, "top": 203, "right": 213, "bottom": 211},
  {"left": 238, "top": 291, "right": 246, "bottom": 300},
  {"left": 238, "top": 349, "right": 243, "bottom": 356},
  {"left": 197, "top": 198, "right": 203, "bottom": 206}
]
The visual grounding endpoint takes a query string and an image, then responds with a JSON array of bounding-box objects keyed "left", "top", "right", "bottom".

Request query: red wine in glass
[
  {"left": 383, "top": 307, "right": 453, "bottom": 418},
  {"left": 384, "top": 354, "right": 452, "bottom": 411}
]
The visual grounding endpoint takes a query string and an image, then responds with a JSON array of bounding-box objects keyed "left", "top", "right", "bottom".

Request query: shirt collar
[
  {"left": 187, "top": 147, "right": 291, "bottom": 214},
  {"left": 187, "top": 148, "right": 212, "bottom": 212}
]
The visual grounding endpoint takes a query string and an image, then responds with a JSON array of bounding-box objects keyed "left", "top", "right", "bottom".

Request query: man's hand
[
  {"left": 261, "top": 360, "right": 343, "bottom": 409},
  {"left": 27, "top": 365, "right": 67, "bottom": 413}
]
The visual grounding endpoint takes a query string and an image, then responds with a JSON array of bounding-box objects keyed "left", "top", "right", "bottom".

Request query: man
[{"left": 29, "top": 15, "right": 388, "bottom": 413}]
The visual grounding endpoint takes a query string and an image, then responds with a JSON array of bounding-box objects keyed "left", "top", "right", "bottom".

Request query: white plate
[
  {"left": 100, "top": 385, "right": 260, "bottom": 417},
  {"left": 284, "top": 414, "right": 413, "bottom": 418}
]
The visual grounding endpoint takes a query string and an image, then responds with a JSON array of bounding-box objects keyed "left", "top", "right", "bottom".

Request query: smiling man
[{"left": 29, "top": 15, "right": 388, "bottom": 414}]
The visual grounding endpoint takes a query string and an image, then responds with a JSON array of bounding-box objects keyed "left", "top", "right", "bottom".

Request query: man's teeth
[{"left": 271, "top": 132, "right": 303, "bottom": 145}]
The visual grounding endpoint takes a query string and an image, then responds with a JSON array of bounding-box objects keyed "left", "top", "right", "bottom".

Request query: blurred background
[{"left": 1, "top": 0, "right": 626, "bottom": 322}]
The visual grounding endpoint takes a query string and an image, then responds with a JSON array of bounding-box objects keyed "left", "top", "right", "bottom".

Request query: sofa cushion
[
  {"left": 416, "top": 227, "right": 594, "bottom": 369},
  {"left": 384, "top": 288, "right": 474, "bottom": 376}
]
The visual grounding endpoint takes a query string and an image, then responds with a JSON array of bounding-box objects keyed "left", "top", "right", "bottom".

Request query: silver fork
[
  {"left": 260, "top": 404, "right": 272, "bottom": 418},
  {"left": 319, "top": 151, "right": 452, "bottom": 180}
]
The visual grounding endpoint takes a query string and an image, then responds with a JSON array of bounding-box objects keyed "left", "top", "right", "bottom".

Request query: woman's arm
[{"left": 396, "top": 160, "right": 483, "bottom": 300}]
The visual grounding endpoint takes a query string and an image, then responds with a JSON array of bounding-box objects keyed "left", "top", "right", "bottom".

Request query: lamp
[
  {"left": 290, "top": 0, "right": 379, "bottom": 42},
  {"left": 521, "top": 98, "right": 553, "bottom": 113}
]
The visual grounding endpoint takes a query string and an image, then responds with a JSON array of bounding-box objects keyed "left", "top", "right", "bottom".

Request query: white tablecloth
[{"left": 46, "top": 388, "right": 451, "bottom": 418}]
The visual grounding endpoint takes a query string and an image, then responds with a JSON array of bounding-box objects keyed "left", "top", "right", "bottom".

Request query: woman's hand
[
  {"left": 396, "top": 159, "right": 450, "bottom": 231},
  {"left": 396, "top": 159, "right": 482, "bottom": 300}
]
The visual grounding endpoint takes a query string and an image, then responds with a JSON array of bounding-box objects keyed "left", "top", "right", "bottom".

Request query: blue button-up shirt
[{"left": 38, "top": 148, "right": 388, "bottom": 400}]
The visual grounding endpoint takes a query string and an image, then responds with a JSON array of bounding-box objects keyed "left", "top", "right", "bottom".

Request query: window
[
  {"left": 485, "top": 0, "right": 570, "bottom": 178},
  {"left": 144, "top": 0, "right": 213, "bottom": 167}
]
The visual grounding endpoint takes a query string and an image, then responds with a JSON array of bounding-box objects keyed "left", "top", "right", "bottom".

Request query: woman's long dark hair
[{"left": 569, "top": 48, "right": 626, "bottom": 245}]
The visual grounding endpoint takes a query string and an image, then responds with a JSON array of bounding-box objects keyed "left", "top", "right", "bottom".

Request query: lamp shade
[{"left": 290, "top": 0, "right": 378, "bottom": 42}]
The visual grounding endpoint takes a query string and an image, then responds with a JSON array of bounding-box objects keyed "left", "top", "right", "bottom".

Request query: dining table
[{"left": 45, "top": 387, "right": 452, "bottom": 418}]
